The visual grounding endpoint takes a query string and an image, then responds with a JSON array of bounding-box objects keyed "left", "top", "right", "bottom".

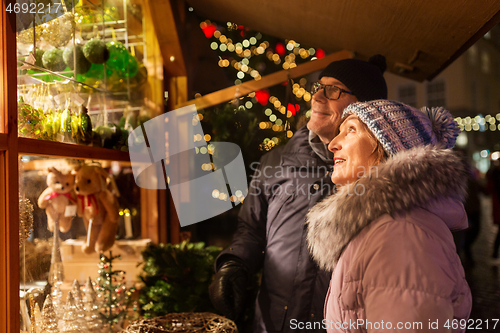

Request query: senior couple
[{"left": 210, "top": 55, "right": 472, "bottom": 332}]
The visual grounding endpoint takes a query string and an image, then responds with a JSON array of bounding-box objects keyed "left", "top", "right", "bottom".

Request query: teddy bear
[
  {"left": 38, "top": 167, "right": 77, "bottom": 233},
  {"left": 72, "top": 164, "right": 120, "bottom": 254}
]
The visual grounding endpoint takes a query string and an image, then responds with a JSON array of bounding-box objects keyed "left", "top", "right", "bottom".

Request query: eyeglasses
[{"left": 311, "top": 82, "right": 353, "bottom": 100}]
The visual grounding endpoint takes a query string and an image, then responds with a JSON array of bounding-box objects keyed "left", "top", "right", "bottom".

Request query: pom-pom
[
  {"left": 421, "top": 106, "right": 460, "bottom": 148},
  {"left": 369, "top": 54, "right": 387, "bottom": 73}
]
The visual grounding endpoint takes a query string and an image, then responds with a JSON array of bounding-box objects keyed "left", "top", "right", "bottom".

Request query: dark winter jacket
[{"left": 216, "top": 125, "right": 333, "bottom": 332}]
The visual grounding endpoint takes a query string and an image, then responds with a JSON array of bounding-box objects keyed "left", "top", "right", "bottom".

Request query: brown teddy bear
[
  {"left": 73, "top": 164, "right": 120, "bottom": 254},
  {"left": 38, "top": 167, "right": 77, "bottom": 233}
]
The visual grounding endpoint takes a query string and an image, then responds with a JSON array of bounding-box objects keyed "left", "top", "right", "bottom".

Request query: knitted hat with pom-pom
[
  {"left": 342, "top": 99, "right": 460, "bottom": 156},
  {"left": 319, "top": 54, "right": 388, "bottom": 102}
]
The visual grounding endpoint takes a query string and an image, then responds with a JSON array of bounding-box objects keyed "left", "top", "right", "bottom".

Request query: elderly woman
[{"left": 307, "top": 100, "right": 472, "bottom": 333}]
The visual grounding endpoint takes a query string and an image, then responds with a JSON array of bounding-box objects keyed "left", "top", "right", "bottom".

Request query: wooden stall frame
[
  {"left": 175, "top": 50, "right": 354, "bottom": 110},
  {"left": 1, "top": 3, "right": 20, "bottom": 332}
]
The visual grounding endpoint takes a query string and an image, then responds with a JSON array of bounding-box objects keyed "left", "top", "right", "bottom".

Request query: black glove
[{"left": 209, "top": 259, "right": 249, "bottom": 320}]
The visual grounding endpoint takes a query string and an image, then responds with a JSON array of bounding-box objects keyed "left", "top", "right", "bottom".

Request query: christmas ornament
[
  {"left": 40, "top": 295, "right": 59, "bottom": 333},
  {"left": 42, "top": 13, "right": 75, "bottom": 48},
  {"left": 42, "top": 48, "right": 67, "bottom": 72},
  {"left": 71, "top": 280, "right": 89, "bottom": 331},
  {"left": 60, "top": 292, "right": 84, "bottom": 333},
  {"left": 105, "top": 41, "right": 128, "bottom": 71},
  {"left": 29, "top": 294, "right": 37, "bottom": 333},
  {"left": 18, "top": 96, "right": 44, "bottom": 139},
  {"left": 63, "top": 44, "right": 91, "bottom": 74},
  {"left": 16, "top": 25, "right": 43, "bottom": 44},
  {"left": 82, "top": 63, "right": 107, "bottom": 79},
  {"left": 71, "top": 105, "right": 93, "bottom": 144},
  {"left": 48, "top": 220, "right": 65, "bottom": 286},
  {"left": 51, "top": 282, "right": 64, "bottom": 321},
  {"left": 124, "top": 55, "right": 138, "bottom": 78},
  {"left": 34, "top": 300, "right": 42, "bottom": 333},
  {"left": 19, "top": 193, "right": 34, "bottom": 247},
  {"left": 83, "top": 38, "right": 110, "bottom": 64}
]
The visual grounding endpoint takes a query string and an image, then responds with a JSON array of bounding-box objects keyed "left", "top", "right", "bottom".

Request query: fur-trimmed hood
[{"left": 306, "top": 145, "right": 469, "bottom": 272}]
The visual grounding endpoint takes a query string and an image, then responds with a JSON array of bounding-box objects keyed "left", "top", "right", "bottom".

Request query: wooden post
[{"left": 0, "top": 5, "right": 20, "bottom": 332}]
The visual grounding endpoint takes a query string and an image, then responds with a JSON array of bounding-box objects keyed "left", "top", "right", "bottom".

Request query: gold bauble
[
  {"left": 16, "top": 25, "right": 43, "bottom": 44},
  {"left": 42, "top": 13, "right": 76, "bottom": 48}
]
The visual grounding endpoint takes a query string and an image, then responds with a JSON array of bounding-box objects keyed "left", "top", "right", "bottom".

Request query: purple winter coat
[{"left": 307, "top": 146, "right": 472, "bottom": 333}]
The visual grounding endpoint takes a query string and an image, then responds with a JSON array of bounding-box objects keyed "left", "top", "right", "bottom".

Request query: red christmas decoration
[
  {"left": 201, "top": 23, "right": 216, "bottom": 38},
  {"left": 316, "top": 49, "right": 325, "bottom": 59},
  {"left": 255, "top": 90, "right": 270, "bottom": 106},
  {"left": 287, "top": 103, "right": 300, "bottom": 116},
  {"left": 275, "top": 43, "right": 286, "bottom": 56}
]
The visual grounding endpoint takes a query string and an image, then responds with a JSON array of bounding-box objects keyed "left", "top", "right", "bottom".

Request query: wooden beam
[
  {"left": 18, "top": 138, "right": 131, "bottom": 161},
  {"left": 175, "top": 50, "right": 354, "bottom": 109},
  {"left": 147, "top": 0, "right": 187, "bottom": 77}
]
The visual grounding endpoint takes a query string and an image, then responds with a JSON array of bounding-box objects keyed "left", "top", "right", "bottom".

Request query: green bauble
[
  {"left": 124, "top": 55, "right": 138, "bottom": 78},
  {"left": 63, "top": 44, "right": 91, "bottom": 74},
  {"left": 85, "top": 63, "right": 107, "bottom": 79},
  {"left": 42, "top": 48, "right": 66, "bottom": 72},
  {"left": 105, "top": 41, "right": 128, "bottom": 71},
  {"left": 83, "top": 38, "right": 110, "bottom": 64}
]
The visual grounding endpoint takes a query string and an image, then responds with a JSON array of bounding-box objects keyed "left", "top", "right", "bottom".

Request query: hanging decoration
[
  {"left": 42, "top": 13, "right": 76, "bottom": 48},
  {"left": 19, "top": 193, "right": 34, "bottom": 247}
]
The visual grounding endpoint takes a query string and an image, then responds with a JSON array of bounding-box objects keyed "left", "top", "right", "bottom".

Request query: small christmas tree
[
  {"left": 40, "top": 295, "right": 59, "bottom": 333},
  {"left": 60, "top": 292, "right": 83, "bottom": 333},
  {"left": 34, "top": 302, "right": 42, "bottom": 333},
  {"left": 95, "top": 252, "right": 135, "bottom": 332},
  {"left": 70, "top": 280, "right": 89, "bottom": 331},
  {"left": 83, "top": 276, "right": 103, "bottom": 332},
  {"left": 51, "top": 283, "right": 64, "bottom": 322}
]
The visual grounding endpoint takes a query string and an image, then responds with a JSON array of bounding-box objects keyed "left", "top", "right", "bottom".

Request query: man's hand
[{"left": 209, "top": 259, "right": 249, "bottom": 320}]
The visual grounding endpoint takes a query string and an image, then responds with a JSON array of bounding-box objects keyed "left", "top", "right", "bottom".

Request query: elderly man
[{"left": 210, "top": 55, "right": 388, "bottom": 333}]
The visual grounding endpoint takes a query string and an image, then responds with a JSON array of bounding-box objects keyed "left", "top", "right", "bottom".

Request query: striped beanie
[{"left": 342, "top": 99, "right": 460, "bottom": 156}]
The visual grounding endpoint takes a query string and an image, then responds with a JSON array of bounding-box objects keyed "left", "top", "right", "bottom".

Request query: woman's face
[{"left": 328, "top": 115, "right": 379, "bottom": 185}]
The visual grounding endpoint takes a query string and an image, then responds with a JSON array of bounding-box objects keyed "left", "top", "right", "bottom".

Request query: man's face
[{"left": 307, "top": 77, "right": 358, "bottom": 143}]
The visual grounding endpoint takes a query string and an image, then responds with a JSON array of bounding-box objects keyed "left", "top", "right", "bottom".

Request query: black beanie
[{"left": 318, "top": 54, "right": 388, "bottom": 102}]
